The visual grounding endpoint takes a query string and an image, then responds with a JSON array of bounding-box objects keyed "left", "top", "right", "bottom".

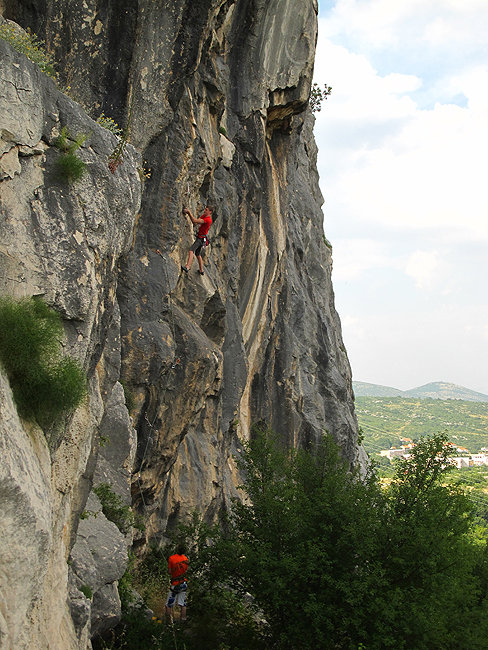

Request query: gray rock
[
  {"left": 0, "top": 369, "right": 52, "bottom": 650},
  {"left": 94, "top": 382, "right": 137, "bottom": 504},
  {"left": 67, "top": 568, "right": 92, "bottom": 639},
  {"left": 0, "top": 27, "right": 141, "bottom": 650},
  {"left": 70, "top": 493, "right": 128, "bottom": 596},
  {"left": 0, "top": 3, "right": 366, "bottom": 648},
  {"left": 90, "top": 584, "right": 122, "bottom": 639}
]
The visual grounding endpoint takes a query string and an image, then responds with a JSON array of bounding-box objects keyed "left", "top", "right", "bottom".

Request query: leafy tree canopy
[{"left": 206, "top": 426, "right": 488, "bottom": 650}]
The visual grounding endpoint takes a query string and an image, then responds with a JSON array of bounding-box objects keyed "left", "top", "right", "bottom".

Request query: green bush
[
  {"left": 310, "top": 82, "right": 332, "bottom": 113},
  {"left": 93, "top": 483, "right": 144, "bottom": 534},
  {"left": 53, "top": 126, "right": 87, "bottom": 183},
  {"left": 79, "top": 584, "right": 93, "bottom": 600},
  {"left": 0, "top": 297, "right": 87, "bottom": 430},
  {"left": 212, "top": 427, "right": 488, "bottom": 650},
  {"left": 96, "top": 428, "right": 488, "bottom": 650},
  {"left": 54, "top": 152, "right": 86, "bottom": 182},
  {"left": 0, "top": 22, "right": 56, "bottom": 80}
]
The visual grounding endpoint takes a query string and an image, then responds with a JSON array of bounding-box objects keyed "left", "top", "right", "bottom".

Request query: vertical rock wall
[
  {"left": 0, "top": 31, "right": 141, "bottom": 648},
  {"left": 0, "top": 1, "right": 365, "bottom": 647}
]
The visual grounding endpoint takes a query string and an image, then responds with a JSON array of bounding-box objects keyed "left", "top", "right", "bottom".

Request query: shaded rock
[
  {"left": 70, "top": 493, "right": 128, "bottom": 596},
  {"left": 94, "top": 382, "right": 137, "bottom": 504},
  {"left": 90, "top": 584, "right": 122, "bottom": 639}
]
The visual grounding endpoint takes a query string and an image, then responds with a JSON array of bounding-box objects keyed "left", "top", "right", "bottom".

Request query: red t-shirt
[
  {"left": 168, "top": 554, "right": 188, "bottom": 585},
  {"left": 197, "top": 214, "right": 212, "bottom": 238}
]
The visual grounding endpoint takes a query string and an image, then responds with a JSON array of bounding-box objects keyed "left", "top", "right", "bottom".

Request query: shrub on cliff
[
  {"left": 0, "top": 22, "right": 56, "bottom": 80},
  {"left": 0, "top": 296, "right": 87, "bottom": 430}
]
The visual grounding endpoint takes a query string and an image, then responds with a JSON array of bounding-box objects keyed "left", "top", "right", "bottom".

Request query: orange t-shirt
[{"left": 168, "top": 554, "right": 188, "bottom": 585}]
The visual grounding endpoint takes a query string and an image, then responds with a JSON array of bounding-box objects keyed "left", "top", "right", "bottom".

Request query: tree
[{"left": 216, "top": 426, "right": 488, "bottom": 650}]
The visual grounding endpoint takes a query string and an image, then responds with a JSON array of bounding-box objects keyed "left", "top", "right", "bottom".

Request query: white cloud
[
  {"left": 405, "top": 250, "right": 447, "bottom": 291},
  {"left": 314, "top": 39, "right": 488, "bottom": 240},
  {"left": 323, "top": 0, "right": 488, "bottom": 52},
  {"left": 331, "top": 239, "right": 398, "bottom": 281},
  {"left": 341, "top": 314, "right": 365, "bottom": 339},
  {"left": 314, "top": 40, "right": 419, "bottom": 122}
]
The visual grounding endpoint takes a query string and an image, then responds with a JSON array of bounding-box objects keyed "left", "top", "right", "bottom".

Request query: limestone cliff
[{"left": 0, "top": 1, "right": 364, "bottom": 647}]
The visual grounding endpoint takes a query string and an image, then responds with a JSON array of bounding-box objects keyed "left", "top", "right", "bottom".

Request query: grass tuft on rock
[{"left": 0, "top": 296, "right": 87, "bottom": 430}]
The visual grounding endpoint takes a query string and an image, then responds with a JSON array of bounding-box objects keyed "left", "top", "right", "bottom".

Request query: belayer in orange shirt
[
  {"left": 165, "top": 544, "right": 189, "bottom": 621},
  {"left": 181, "top": 204, "right": 215, "bottom": 276}
]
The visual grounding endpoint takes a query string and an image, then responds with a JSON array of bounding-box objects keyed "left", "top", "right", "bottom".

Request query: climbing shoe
[
  {"left": 198, "top": 270, "right": 204, "bottom": 275},
  {"left": 181, "top": 266, "right": 189, "bottom": 274}
]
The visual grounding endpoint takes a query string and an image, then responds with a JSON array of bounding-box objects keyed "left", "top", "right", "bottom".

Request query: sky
[{"left": 313, "top": 0, "right": 488, "bottom": 395}]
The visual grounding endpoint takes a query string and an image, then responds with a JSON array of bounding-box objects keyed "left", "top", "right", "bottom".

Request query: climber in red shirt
[
  {"left": 181, "top": 205, "right": 215, "bottom": 276},
  {"left": 165, "top": 544, "right": 189, "bottom": 621}
]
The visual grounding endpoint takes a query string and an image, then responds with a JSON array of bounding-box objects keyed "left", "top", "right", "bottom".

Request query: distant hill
[
  {"left": 353, "top": 382, "right": 404, "bottom": 398},
  {"left": 353, "top": 381, "right": 488, "bottom": 403}
]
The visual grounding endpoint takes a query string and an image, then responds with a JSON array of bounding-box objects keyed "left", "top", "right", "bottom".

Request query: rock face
[
  {"left": 0, "top": 27, "right": 141, "bottom": 649},
  {"left": 0, "top": 1, "right": 364, "bottom": 647}
]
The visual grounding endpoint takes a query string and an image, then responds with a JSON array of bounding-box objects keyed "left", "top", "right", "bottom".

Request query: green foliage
[
  {"left": 79, "top": 584, "right": 93, "bottom": 599},
  {"left": 447, "top": 466, "right": 488, "bottom": 524},
  {"left": 96, "top": 428, "right": 488, "bottom": 649},
  {"left": 120, "top": 380, "right": 136, "bottom": 414},
  {"left": 92, "top": 601, "right": 189, "bottom": 650},
  {"left": 54, "top": 127, "right": 87, "bottom": 154},
  {"left": 0, "top": 22, "right": 56, "bottom": 79},
  {"left": 310, "top": 82, "right": 332, "bottom": 113},
  {"left": 97, "top": 113, "right": 122, "bottom": 136},
  {"left": 322, "top": 233, "right": 332, "bottom": 249},
  {"left": 93, "top": 483, "right": 144, "bottom": 534},
  {"left": 54, "top": 152, "right": 87, "bottom": 182},
  {"left": 53, "top": 127, "right": 88, "bottom": 183},
  {"left": 97, "top": 514, "right": 260, "bottom": 650},
  {"left": 108, "top": 97, "right": 134, "bottom": 173},
  {"left": 210, "top": 426, "right": 488, "bottom": 650},
  {"left": 0, "top": 296, "right": 87, "bottom": 431}
]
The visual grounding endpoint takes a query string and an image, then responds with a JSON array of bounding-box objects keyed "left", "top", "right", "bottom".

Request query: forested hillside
[{"left": 357, "top": 396, "right": 488, "bottom": 455}]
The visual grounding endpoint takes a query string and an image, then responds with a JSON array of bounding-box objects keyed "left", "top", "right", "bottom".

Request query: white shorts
[{"left": 165, "top": 582, "right": 187, "bottom": 608}]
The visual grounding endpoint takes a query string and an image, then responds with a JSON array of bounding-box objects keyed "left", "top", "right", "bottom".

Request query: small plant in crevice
[
  {"left": 79, "top": 584, "right": 93, "bottom": 600},
  {"left": 323, "top": 233, "right": 332, "bottom": 249},
  {"left": 108, "top": 96, "right": 134, "bottom": 174},
  {"left": 120, "top": 380, "right": 136, "bottom": 415},
  {"left": 0, "top": 22, "right": 56, "bottom": 80},
  {"left": 80, "top": 509, "right": 98, "bottom": 521},
  {"left": 0, "top": 296, "right": 87, "bottom": 432},
  {"left": 93, "top": 482, "right": 144, "bottom": 534},
  {"left": 137, "top": 162, "right": 151, "bottom": 183},
  {"left": 97, "top": 113, "right": 122, "bottom": 136},
  {"left": 53, "top": 126, "right": 88, "bottom": 183}
]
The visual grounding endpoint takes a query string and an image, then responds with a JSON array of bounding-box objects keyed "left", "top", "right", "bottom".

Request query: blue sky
[{"left": 314, "top": 0, "right": 488, "bottom": 394}]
